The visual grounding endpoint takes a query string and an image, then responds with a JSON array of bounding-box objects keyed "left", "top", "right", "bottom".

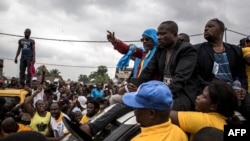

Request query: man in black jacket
[
  {"left": 194, "top": 18, "right": 249, "bottom": 125},
  {"left": 136, "top": 21, "right": 199, "bottom": 111}
]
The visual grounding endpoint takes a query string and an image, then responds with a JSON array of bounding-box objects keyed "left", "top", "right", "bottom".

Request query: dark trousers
[
  {"left": 172, "top": 94, "right": 194, "bottom": 111},
  {"left": 19, "top": 57, "right": 32, "bottom": 86}
]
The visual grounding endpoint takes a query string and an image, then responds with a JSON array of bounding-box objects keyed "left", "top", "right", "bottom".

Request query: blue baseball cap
[{"left": 122, "top": 80, "right": 173, "bottom": 111}]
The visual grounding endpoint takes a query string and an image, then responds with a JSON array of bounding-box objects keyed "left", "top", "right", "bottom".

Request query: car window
[{"left": 0, "top": 96, "right": 20, "bottom": 105}]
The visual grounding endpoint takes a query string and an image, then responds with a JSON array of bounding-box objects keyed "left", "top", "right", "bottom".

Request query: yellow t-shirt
[
  {"left": 132, "top": 120, "right": 188, "bottom": 141},
  {"left": 30, "top": 111, "right": 51, "bottom": 135},
  {"left": 242, "top": 47, "right": 250, "bottom": 91},
  {"left": 178, "top": 112, "right": 226, "bottom": 140},
  {"left": 79, "top": 115, "right": 90, "bottom": 124}
]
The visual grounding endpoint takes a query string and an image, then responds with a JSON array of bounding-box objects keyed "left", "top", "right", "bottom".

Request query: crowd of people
[
  {"left": 0, "top": 72, "right": 118, "bottom": 140},
  {"left": 0, "top": 18, "right": 250, "bottom": 141}
]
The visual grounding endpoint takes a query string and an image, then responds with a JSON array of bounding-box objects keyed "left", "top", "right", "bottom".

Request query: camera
[{"left": 44, "top": 83, "right": 57, "bottom": 94}]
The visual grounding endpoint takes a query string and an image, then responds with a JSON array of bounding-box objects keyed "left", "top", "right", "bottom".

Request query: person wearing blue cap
[
  {"left": 107, "top": 28, "right": 158, "bottom": 79},
  {"left": 122, "top": 80, "right": 188, "bottom": 141}
]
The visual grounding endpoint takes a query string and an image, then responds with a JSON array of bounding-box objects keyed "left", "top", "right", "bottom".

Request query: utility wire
[
  {"left": 0, "top": 32, "right": 204, "bottom": 43},
  {"left": 226, "top": 29, "right": 248, "bottom": 36},
  {"left": 0, "top": 29, "right": 247, "bottom": 43},
  {"left": 0, "top": 57, "right": 117, "bottom": 68},
  {"left": 189, "top": 33, "right": 203, "bottom": 37},
  {"left": 0, "top": 32, "right": 139, "bottom": 43},
  {"left": 0, "top": 29, "right": 247, "bottom": 69}
]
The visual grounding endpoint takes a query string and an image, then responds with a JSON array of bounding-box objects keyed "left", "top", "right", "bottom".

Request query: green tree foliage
[
  {"left": 36, "top": 65, "right": 49, "bottom": 76},
  {"left": 78, "top": 65, "right": 110, "bottom": 84},
  {"left": 49, "top": 69, "right": 61, "bottom": 77},
  {"left": 91, "top": 65, "right": 110, "bottom": 83},
  {"left": 78, "top": 74, "right": 89, "bottom": 84}
]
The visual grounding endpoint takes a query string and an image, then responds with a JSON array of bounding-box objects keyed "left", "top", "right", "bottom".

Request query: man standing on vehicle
[{"left": 14, "top": 28, "right": 36, "bottom": 88}]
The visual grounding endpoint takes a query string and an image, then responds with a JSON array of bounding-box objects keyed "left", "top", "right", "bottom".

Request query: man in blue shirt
[{"left": 14, "top": 28, "right": 36, "bottom": 87}]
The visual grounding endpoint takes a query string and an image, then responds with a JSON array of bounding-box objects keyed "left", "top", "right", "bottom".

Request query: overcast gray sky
[{"left": 0, "top": 0, "right": 249, "bottom": 81}]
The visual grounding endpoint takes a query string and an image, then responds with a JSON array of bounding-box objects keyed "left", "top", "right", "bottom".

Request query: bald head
[{"left": 1, "top": 117, "right": 18, "bottom": 133}]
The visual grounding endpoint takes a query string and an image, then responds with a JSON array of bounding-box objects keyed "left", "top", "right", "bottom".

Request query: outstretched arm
[
  {"left": 23, "top": 85, "right": 43, "bottom": 117},
  {"left": 107, "top": 30, "right": 116, "bottom": 45},
  {"left": 106, "top": 30, "right": 144, "bottom": 58}
]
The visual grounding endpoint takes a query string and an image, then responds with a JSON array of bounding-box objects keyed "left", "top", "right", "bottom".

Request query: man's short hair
[
  {"left": 192, "top": 127, "right": 223, "bottom": 141},
  {"left": 210, "top": 18, "right": 225, "bottom": 32},
  {"left": 160, "top": 21, "right": 178, "bottom": 34},
  {"left": 239, "top": 38, "right": 247, "bottom": 47},
  {"left": 178, "top": 33, "right": 190, "bottom": 42}
]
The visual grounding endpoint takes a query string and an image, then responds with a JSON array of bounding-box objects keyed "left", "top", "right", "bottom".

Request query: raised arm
[
  {"left": 41, "top": 65, "right": 46, "bottom": 85},
  {"left": 23, "top": 85, "right": 43, "bottom": 117},
  {"left": 107, "top": 30, "right": 144, "bottom": 58}
]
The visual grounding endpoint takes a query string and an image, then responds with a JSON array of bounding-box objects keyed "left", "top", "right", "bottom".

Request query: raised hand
[
  {"left": 107, "top": 30, "right": 116, "bottom": 43},
  {"left": 42, "top": 65, "right": 47, "bottom": 73}
]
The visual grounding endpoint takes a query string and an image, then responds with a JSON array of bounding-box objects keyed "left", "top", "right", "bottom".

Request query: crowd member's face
[
  {"left": 86, "top": 103, "right": 98, "bottom": 117},
  {"left": 204, "top": 20, "right": 221, "bottom": 42},
  {"left": 36, "top": 100, "right": 46, "bottom": 112},
  {"left": 246, "top": 40, "right": 250, "bottom": 46},
  {"left": 96, "top": 84, "right": 103, "bottom": 90},
  {"left": 195, "top": 86, "right": 215, "bottom": 112},
  {"left": 65, "top": 88, "right": 71, "bottom": 94},
  {"left": 78, "top": 88, "right": 83, "bottom": 95},
  {"left": 99, "top": 101, "right": 109, "bottom": 111},
  {"left": 178, "top": 34, "right": 189, "bottom": 42},
  {"left": 157, "top": 24, "right": 175, "bottom": 48},
  {"left": 60, "top": 93, "right": 68, "bottom": 99},
  {"left": 24, "top": 29, "right": 31, "bottom": 38},
  {"left": 141, "top": 35, "right": 155, "bottom": 52},
  {"left": 31, "top": 81, "right": 39, "bottom": 90},
  {"left": 59, "top": 87, "right": 65, "bottom": 94},
  {"left": 11, "top": 78, "right": 17, "bottom": 84},
  {"left": 134, "top": 108, "right": 152, "bottom": 127},
  {"left": 74, "top": 111, "right": 83, "bottom": 122},
  {"left": 50, "top": 103, "right": 61, "bottom": 119}
]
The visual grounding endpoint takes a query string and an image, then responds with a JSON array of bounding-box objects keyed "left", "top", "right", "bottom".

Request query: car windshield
[{"left": 0, "top": 96, "right": 20, "bottom": 105}]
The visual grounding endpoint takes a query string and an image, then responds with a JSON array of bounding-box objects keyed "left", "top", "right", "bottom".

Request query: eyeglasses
[{"left": 140, "top": 37, "right": 150, "bottom": 42}]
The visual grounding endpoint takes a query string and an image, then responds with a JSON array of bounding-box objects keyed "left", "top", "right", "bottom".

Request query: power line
[
  {"left": 0, "top": 29, "right": 247, "bottom": 43},
  {"left": 0, "top": 32, "right": 204, "bottom": 43},
  {"left": 226, "top": 29, "right": 248, "bottom": 36},
  {"left": 0, "top": 57, "right": 117, "bottom": 68},
  {"left": 189, "top": 33, "right": 203, "bottom": 37},
  {"left": 0, "top": 32, "right": 140, "bottom": 43}
]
